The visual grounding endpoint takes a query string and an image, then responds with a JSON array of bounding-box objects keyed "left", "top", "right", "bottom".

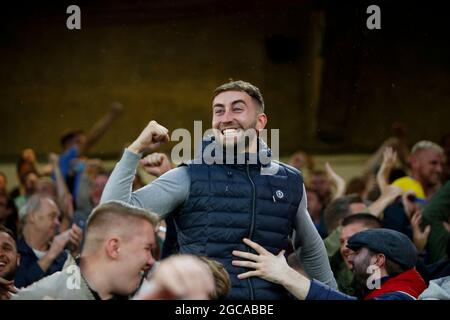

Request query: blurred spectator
[
  {"left": 289, "top": 150, "right": 315, "bottom": 181},
  {"left": 16, "top": 149, "right": 39, "bottom": 185},
  {"left": 0, "top": 172, "right": 7, "bottom": 194},
  {"left": 0, "top": 226, "right": 20, "bottom": 280},
  {"left": 363, "top": 122, "right": 410, "bottom": 179},
  {"left": 306, "top": 189, "right": 327, "bottom": 238},
  {"left": 14, "top": 194, "right": 82, "bottom": 288},
  {"left": 309, "top": 170, "right": 333, "bottom": 207},
  {"left": 17, "top": 148, "right": 53, "bottom": 179},
  {"left": 0, "top": 192, "right": 11, "bottom": 228},
  {"left": 392, "top": 140, "right": 444, "bottom": 200},
  {"left": 74, "top": 167, "right": 110, "bottom": 232},
  {"left": 11, "top": 149, "right": 53, "bottom": 211},
  {"left": 58, "top": 103, "right": 123, "bottom": 199},
  {"left": 0, "top": 226, "right": 20, "bottom": 299},
  {"left": 35, "top": 177, "right": 57, "bottom": 199},
  {"left": 345, "top": 177, "right": 366, "bottom": 199},
  {"left": 0, "top": 190, "right": 18, "bottom": 238},
  {"left": 422, "top": 181, "right": 450, "bottom": 263},
  {"left": 13, "top": 171, "right": 39, "bottom": 211},
  {"left": 440, "top": 133, "right": 450, "bottom": 183},
  {"left": 289, "top": 150, "right": 315, "bottom": 172},
  {"left": 324, "top": 194, "right": 368, "bottom": 236}
]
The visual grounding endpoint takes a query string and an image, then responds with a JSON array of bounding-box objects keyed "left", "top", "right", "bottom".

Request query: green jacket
[{"left": 422, "top": 181, "right": 450, "bottom": 263}]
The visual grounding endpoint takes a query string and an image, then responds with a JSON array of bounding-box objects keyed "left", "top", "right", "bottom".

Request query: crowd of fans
[{"left": 1, "top": 101, "right": 449, "bottom": 300}]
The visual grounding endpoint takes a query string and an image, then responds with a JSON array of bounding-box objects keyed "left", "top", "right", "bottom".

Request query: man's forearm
[
  {"left": 100, "top": 149, "right": 141, "bottom": 205},
  {"left": 37, "top": 252, "right": 58, "bottom": 273},
  {"left": 82, "top": 106, "right": 122, "bottom": 153},
  {"left": 368, "top": 195, "right": 392, "bottom": 219},
  {"left": 100, "top": 148, "right": 190, "bottom": 218},
  {"left": 294, "top": 185, "right": 338, "bottom": 289},
  {"left": 279, "top": 267, "right": 311, "bottom": 300}
]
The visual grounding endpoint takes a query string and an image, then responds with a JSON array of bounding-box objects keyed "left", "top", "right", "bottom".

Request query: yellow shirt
[{"left": 392, "top": 176, "right": 426, "bottom": 199}]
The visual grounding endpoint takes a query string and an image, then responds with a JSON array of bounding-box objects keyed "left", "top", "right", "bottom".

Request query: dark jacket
[
  {"left": 14, "top": 238, "right": 68, "bottom": 289},
  {"left": 173, "top": 139, "right": 303, "bottom": 299}
]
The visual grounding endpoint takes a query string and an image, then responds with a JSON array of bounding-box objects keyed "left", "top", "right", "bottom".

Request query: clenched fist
[
  {"left": 128, "top": 121, "right": 170, "bottom": 155},
  {"left": 140, "top": 153, "right": 172, "bottom": 177}
]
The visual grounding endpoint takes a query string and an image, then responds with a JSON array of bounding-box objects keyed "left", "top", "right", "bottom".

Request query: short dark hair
[
  {"left": 60, "top": 130, "right": 84, "bottom": 148},
  {"left": 213, "top": 80, "right": 265, "bottom": 112},
  {"left": 341, "top": 213, "right": 382, "bottom": 229},
  {"left": 0, "top": 225, "right": 16, "bottom": 242}
]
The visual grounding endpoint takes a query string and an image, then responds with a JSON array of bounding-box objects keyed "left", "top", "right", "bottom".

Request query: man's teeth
[
  {"left": 223, "top": 129, "right": 238, "bottom": 135},
  {"left": 0, "top": 262, "right": 6, "bottom": 267}
]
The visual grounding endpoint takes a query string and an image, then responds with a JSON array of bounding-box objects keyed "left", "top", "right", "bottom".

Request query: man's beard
[
  {"left": 216, "top": 119, "right": 258, "bottom": 152},
  {"left": 351, "top": 273, "right": 370, "bottom": 299},
  {"left": 350, "top": 255, "right": 372, "bottom": 299}
]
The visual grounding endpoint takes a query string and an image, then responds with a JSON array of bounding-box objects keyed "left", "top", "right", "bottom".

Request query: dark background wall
[{"left": 1, "top": 0, "right": 449, "bottom": 161}]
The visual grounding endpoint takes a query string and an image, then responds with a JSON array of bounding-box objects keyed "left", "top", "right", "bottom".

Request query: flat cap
[{"left": 347, "top": 228, "right": 418, "bottom": 269}]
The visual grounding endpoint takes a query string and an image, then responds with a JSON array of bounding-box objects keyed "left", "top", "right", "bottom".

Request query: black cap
[{"left": 347, "top": 228, "right": 418, "bottom": 269}]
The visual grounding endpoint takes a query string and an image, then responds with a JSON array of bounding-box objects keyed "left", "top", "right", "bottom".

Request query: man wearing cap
[{"left": 233, "top": 228, "right": 427, "bottom": 300}]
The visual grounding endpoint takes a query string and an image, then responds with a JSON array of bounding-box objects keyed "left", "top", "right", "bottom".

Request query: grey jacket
[
  {"left": 11, "top": 264, "right": 95, "bottom": 300},
  {"left": 419, "top": 276, "right": 450, "bottom": 300}
]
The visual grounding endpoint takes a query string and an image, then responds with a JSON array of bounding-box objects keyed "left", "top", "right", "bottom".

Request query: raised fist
[
  {"left": 140, "top": 153, "right": 172, "bottom": 177},
  {"left": 128, "top": 121, "right": 170, "bottom": 154}
]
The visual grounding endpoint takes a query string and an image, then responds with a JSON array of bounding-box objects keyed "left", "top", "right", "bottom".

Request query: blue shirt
[{"left": 58, "top": 145, "right": 85, "bottom": 200}]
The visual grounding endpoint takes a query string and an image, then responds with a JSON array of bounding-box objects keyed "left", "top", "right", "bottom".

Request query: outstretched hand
[
  {"left": 325, "top": 162, "right": 346, "bottom": 200},
  {"left": 377, "top": 146, "right": 398, "bottom": 191},
  {"left": 232, "top": 238, "right": 289, "bottom": 285},
  {"left": 410, "top": 210, "right": 431, "bottom": 253}
]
